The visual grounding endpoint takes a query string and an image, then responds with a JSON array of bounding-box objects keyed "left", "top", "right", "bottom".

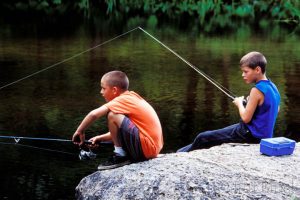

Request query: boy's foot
[
  {"left": 79, "top": 149, "right": 97, "bottom": 160},
  {"left": 98, "top": 153, "right": 131, "bottom": 171}
]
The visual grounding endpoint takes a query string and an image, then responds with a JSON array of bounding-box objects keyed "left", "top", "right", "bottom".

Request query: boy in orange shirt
[{"left": 72, "top": 71, "right": 163, "bottom": 170}]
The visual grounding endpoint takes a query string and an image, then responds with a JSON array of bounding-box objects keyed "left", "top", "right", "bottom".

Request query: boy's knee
[
  {"left": 195, "top": 131, "right": 209, "bottom": 139},
  {"left": 107, "top": 111, "right": 125, "bottom": 125},
  {"left": 194, "top": 131, "right": 214, "bottom": 143},
  {"left": 107, "top": 111, "right": 115, "bottom": 120}
]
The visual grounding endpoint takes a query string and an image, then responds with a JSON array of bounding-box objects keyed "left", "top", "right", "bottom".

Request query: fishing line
[
  {"left": 138, "top": 27, "right": 237, "bottom": 100},
  {"left": 0, "top": 135, "right": 113, "bottom": 156},
  {"left": 0, "top": 135, "right": 74, "bottom": 142},
  {"left": 0, "top": 27, "right": 140, "bottom": 90},
  {"left": 0, "top": 27, "right": 240, "bottom": 155},
  {"left": 0, "top": 135, "right": 112, "bottom": 145},
  {"left": 0, "top": 26, "right": 238, "bottom": 98},
  {"left": 0, "top": 141, "right": 76, "bottom": 155}
]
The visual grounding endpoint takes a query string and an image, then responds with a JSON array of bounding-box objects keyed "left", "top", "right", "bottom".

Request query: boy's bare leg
[
  {"left": 107, "top": 112, "right": 125, "bottom": 147},
  {"left": 97, "top": 112, "right": 131, "bottom": 170}
]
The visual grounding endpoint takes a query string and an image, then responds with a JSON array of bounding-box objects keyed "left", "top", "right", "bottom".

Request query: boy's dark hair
[
  {"left": 103, "top": 71, "right": 129, "bottom": 91},
  {"left": 240, "top": 51, "right": 267, "bottom": 74}
]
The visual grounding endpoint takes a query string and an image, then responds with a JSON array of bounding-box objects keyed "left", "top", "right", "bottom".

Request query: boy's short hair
[
  {"left": 103, "top": 71, "right": 129, "bottom": 91},
  {"left": 240, "top": 51, "right": 267, "bottom": 74}
]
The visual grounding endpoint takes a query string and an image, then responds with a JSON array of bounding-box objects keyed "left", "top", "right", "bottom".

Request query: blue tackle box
[{"left": 260, "top": 137, "right": 296, "bottom": 156}]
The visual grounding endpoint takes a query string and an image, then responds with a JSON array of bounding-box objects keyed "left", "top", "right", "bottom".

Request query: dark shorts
[{"left": 118, "top": 116, "right": 146, "bottom": 162}]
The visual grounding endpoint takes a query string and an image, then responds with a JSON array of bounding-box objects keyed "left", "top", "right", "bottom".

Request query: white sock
[{"left": 114, "top": 146, "right": 127, "bottom": 156}]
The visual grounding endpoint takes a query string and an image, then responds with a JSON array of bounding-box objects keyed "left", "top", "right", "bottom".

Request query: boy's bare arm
[
  {"left": 233, "top": 88, "right": 263, "bottom": 123},
  {"left": 72, "top": 105, "right": 109, "bottom": 146},
  {"left": 89, "top": 132, "right": 112, "bottom": 143}
]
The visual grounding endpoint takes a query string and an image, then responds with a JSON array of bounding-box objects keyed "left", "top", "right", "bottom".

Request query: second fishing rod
[{"left": 138, "top": 27, "right": 237, "bottom": 101}]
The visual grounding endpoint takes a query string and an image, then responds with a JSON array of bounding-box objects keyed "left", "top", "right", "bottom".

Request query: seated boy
[
  {"left": 72, "top": 71, "right": 163, "bottom": 170},
  {"left": 177, "top": 51, "right": 280, "bottom": 152}
]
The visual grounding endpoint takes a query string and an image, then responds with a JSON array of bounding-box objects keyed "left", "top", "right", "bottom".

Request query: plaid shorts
[{"left": 118, "top": 116, "right": 146, "bottom": 162}]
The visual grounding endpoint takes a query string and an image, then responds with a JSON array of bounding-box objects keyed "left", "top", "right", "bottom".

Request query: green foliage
[
  {"left": 1, "top": 0, "right": 299, "bottom": 33},
  {"left": 99, "top": 0, "right": 300, "bottom": 33},
  {"left": 105, "top": 0, "right": 116, "bottom": 14},
  {"left": 1, "top": 0, "right": 90, "bottom": 16},
  {"left": 147, "top": 15, "right": 158, "bottom": 28}
]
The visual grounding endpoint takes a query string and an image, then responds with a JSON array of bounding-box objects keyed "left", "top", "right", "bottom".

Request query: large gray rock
[{"left": 76, "top": 143, "right": 300, "bottom": 200}]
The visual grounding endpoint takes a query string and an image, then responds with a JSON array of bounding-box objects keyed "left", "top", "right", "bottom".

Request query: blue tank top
[{"left": 246, "top": 80, "right": 280, "bottom": 139}]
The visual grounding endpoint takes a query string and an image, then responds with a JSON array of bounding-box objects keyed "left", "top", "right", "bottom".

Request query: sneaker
[
  {"left": 79, "top": 149, "right": 97, "bottom": 160},
  {"left": 97, "top": 153, "right": 131, "bottom": 171}
]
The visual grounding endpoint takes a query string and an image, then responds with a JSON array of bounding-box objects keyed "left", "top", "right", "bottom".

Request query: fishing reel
[
  {"left": 232, "top": 96, "right": 248, "bottom": 107},
  {"left": 242, "top": 97, "right": 248, "bottom": 107}
]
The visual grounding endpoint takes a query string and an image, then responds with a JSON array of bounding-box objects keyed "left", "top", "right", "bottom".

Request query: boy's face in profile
[
  {"left": 241, "top": 65, "right": 260, "bottom": 84},
  {"left": 100, "top": 77, "right": 116, "bottom": 102}
]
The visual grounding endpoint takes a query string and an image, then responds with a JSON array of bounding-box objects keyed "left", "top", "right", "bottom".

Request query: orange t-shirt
[{"left": 104, "top": 91, "right": 163, "bottom": 159}]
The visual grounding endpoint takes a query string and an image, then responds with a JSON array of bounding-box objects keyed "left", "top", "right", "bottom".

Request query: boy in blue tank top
[{"left": 177, "top": 51, "right": 280, "bottom": 152}]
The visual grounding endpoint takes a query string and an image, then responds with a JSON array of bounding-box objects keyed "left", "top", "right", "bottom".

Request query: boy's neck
[{"left": 255, "top": 74, "right": 268, "bottom": 83}]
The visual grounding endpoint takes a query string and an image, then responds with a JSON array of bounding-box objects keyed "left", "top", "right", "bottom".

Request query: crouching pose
[{"left": 72, "top": 70, "right": 163, "bottom": 170}]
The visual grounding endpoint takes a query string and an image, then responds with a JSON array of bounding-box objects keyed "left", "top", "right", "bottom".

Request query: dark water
[{"left": 0, "top": 23, "right": 299, "bottom": 199}]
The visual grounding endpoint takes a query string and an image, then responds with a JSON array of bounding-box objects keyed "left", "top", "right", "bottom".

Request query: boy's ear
[
  {"left": 112, "top": 86, "right": 117, "bottom": 94},
  {"left": 112, "top": 86, "right": 120, "bottom": 95},
  {"left": 255, "top": 66, "right": 262, "bottom": 73}
]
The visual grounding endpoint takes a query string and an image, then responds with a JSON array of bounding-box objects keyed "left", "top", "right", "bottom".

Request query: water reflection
[
  {"left": 284, "top": 62, "right": 300, "bottom": 140},
  {"left": 0, "top": 23, "right": 299, "bottom": 199}
]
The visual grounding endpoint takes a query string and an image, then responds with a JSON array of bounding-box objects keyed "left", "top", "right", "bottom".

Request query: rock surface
[{"left": 76, "top": 143, "right": 300, "bottom": 200}]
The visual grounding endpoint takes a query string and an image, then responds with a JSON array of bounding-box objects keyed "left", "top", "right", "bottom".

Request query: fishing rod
[
  {"left": 138, "top": 27, "right": 237, "bottom": 101},
  {"left": 0, "top": 135, "right": 112, "bottom": 145},
  {"left": 0, "top": 136, "right": 112, "bottom": 158}
]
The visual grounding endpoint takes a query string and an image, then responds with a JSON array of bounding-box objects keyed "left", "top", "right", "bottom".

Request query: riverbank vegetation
[{"left": 1, "top": 0, "right": 299, "bottom": 33}]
